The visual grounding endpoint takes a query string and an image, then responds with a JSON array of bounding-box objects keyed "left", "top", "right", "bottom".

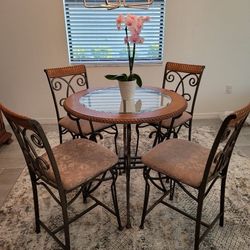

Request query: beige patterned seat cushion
[
  {"left": 142, "top": 139, "right": 212, "bottom": 188},
  {"left": 42, "top": 139, "right": 118, "bottom": 191},
  {"left": 59, "top": 116, "right": 112, "bottom": 135},
  {"left": 153, "top": 111, "right": 192, "bottom": 128}
]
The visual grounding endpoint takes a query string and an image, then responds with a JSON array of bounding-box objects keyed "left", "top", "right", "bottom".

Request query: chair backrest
[
  {"left": 0, "top": 104, "right": 63, "bottom": 190},
  {"left": 162, "top": 62, "right": 205, "bottom": 115},
  {"left": 201, "top": 102, "right": 250, "bottom": 188},
  {"left": 44, "top": 64, "right": 89, "bottom": 122}
]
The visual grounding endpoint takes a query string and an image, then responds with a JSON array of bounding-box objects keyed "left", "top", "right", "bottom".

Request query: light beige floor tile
[{"left": 0, "top": 168, "right": 23, "bottom": 207}]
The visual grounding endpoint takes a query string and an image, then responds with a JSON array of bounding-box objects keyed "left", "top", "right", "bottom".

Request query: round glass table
[
  {"left": 79, "top": 87, "right": 172, "bottom": 115},
  {"left": 64, "top": 86, "right": 187, "bottom": 228}
]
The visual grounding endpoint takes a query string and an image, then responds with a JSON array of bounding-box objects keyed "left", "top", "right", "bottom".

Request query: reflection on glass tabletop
[{"left": 79, "top": 87, "right": 172, "bottom": 114}]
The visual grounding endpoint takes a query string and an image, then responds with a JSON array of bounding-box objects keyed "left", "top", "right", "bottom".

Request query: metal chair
[
  {"left": 140, "top": 102, "right": 250, "bottom": 250},
  {"left": 135, "top": 62, "right": 205, "bottom": 156},
  {"left": 44, "top": 65, "right": 118, "bottom": 153},
  {"left": 1, "top": 104, "right": 122, "bottom": 250}
]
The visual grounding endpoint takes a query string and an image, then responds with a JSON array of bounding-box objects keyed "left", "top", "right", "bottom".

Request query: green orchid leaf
[
  {"left": 105, "top": 74, "right": 118, "bottom": 80},
  {"left": 105, "top": 73, "right": 142, "bottom": 87},
  {"left": 105, "top": 74, "right": 128, "bottom": 81},
  {"left": 115, "top": 74, "right": 129, "bottom": 81},
  {"left": 131, "top": 74, "right": 142, "bottom": 87}
]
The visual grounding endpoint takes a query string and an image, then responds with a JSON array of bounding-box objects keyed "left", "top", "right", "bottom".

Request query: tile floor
[{"left": 0, "top": 120, "right": 249, "bottom": 208}]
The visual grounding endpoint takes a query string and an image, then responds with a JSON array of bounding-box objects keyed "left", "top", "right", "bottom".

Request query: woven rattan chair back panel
[
  {"left": 44, "top": 65, "right": 89, "bottom": 122},
  {"left": 202, "top": 102, "right": 250, "bottom": 187},
  {"left": 1, "top": 105, "right": 61, "bottom": 189},
  {"left": 162, "top": 62, "right": 205, "bottom": 115}
]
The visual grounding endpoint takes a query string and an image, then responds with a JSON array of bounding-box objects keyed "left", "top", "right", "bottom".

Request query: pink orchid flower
[
  {"left": 106, "top": 14, "right": 150, "bottom": 87},
  {"left": 129, "top": 35, "right": 144, "bottom": 44},
  {"left": 125, "top": 14, "right": 137, "bottom": 27},
  {"left": 116, "top": 14, "right": 124, "bottom": 30}
]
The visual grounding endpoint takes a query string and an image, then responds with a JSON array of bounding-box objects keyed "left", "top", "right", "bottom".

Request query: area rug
[{"left": 0, "top": 126, "right": 249, "bottom": 250}]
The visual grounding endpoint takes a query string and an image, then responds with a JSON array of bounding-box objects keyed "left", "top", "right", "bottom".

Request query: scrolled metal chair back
[
  {"left": 162, "top": 62, "right": 205, "bottom": 116},
  {"left": 0, "top": 104, "right": 62, "bottom": 189},
  {"left": 202, "top": 102, "right": 250, "bottom": 188},
  {"left": 44, "top": 65, "right": 89, "bottom": 122}
]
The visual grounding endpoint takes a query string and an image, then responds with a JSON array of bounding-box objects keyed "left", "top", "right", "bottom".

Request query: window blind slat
[{"left": 64, "top": 0, "right": 165, "bottom": 63}]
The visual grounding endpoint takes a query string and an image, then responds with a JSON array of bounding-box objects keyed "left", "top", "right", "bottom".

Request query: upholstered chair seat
[
  {"left": 153, "top": 111, "right": 192, "bottom": 128},
  {"left": 142, "top": 139, "right": 212, "bottom": 188},
  {"left": 42, "top": 139, "right": 118, "bottom": 191},
  {"left": 59, "top": 116, "right": 112, "bottom": 136}
]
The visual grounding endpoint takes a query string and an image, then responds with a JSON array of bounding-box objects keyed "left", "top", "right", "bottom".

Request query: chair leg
[
  {"left": 169, "top": 179, "right": 176, "bottom": 200},
  {"left": 152, "top": 132, "right": 158, "bottom": 147},
  {"left": 219, "top": 177, "right": 226, "bottom": 227},
  {"left": 110, "top": 169, "right": 123, "bottom": 230},
  {"left": 188, "top": 120, "right": 192, "bottom": 141},
  {"left": 140, "top": 168, "right": 151, "bottom": 229},
  {"left": 30, "top": 177, "right": 40, "bottom": 233},
  {"left": 194, "top": 194, "right": 204, "bottom": 250},
  {"left": 173, "top": 130, "right": 178, "bottom": 138},
  {"left": 61, "top": 197, "right": 70, "bottom": 250},
  {"left": 82, "top": 185, "right": 89, "bottom": 204},
  {"left": 89, "top": 133, "right": 98, "bottom": 142},
  {"left": 59, "top": 126, "right": 63, "bottom": 144}
]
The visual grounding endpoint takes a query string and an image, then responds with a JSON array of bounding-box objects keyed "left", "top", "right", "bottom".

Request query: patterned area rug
[{"left": 0, "top": 126, "right": 249, "bottom": 250}]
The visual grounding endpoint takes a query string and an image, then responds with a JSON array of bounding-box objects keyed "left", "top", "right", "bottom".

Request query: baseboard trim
[
  {"left": 193, "top": 113, "right": 220, "bottom": 119},
  {"left": 36, "top": 118, "right": 57, "bottom": 124}
]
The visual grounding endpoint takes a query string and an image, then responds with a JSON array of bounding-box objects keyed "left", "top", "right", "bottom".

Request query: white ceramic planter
[
  {"left": 120, "top": 99, "right": 136, "bottom": 113},
  {"left": 118, "top": 80, "right": 136, "bottom": 100}
]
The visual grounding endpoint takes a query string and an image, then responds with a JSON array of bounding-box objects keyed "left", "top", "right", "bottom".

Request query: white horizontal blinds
[{"left": 64, "top": 0, "right": 165, "bottom": 63}]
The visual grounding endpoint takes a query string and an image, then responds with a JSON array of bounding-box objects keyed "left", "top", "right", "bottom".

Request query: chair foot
[
  {"left": 139, "top": 224, "right": 144, "bottom": 229},
  {"left": 219, "top": 216, "right": 224, "bottom": 227},
  {"left": 35, "top": 226, "right": 41, "bottom": 234},
  {"left": 82, "top": 186, "right": 89, "bottom": 204},
  {"left": 169, "top": 180, "right": 175, "bottom": 200}
]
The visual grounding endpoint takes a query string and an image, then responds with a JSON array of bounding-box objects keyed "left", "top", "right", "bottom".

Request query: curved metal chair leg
[
  {"left": 61, "top": 199, "right": 70, "bottom": 250},
  {"left": 219, "top": 176, "right": 227, "bottom": 227},
  {"left": 59, "top": 126, "right": 63, "bottom": 144},
  {"left": 173, "top": 129, "right": 178, "bottom": 139},
  {"left": 82, "top": 185, "right": 89, "bottom": 204},
  {"left": 188, "top": 120, "right": 192, "bottom": 141},
  {"left": 169, "top": 179, "right": 176, "bottom": 200},
  {"left": 140, "top": 168, "right": 150, "bottom": 229},
  {"left": 110, "top": 169, "right": 123, "bottom": 230},
  {"left": 194, "top": 194, "right": 204, "bottom": 250},
  {"left": 89, "top": 133, "right": 98, "bottom": 142},
  {"left": 30, "top": 176, "right": 40, "bottom": 233}
]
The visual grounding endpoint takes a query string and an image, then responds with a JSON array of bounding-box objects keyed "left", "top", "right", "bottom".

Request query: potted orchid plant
[{"left": 105, "top": 14, "right": 150, "bottom": 91}]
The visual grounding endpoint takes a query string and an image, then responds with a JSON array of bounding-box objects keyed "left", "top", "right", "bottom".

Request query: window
[{"left": 63, "top": 0, "right": 166, "bottom": 64}]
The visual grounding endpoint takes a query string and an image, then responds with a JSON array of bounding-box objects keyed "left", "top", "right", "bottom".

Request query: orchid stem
[
  {"left": 125, "top": 26, "right": 132, "bottom": 77},
  {"left": 131, "top": 43, "right": 135, "bottom": 76}
]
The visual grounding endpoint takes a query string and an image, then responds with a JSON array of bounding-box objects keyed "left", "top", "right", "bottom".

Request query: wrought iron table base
[{"left": 119, "top": 124, "right": 162, "bottom": 228}]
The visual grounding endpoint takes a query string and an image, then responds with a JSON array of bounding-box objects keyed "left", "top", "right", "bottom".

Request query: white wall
[{"left": 0, "top": 0, "right": 249, "bottom": 123}]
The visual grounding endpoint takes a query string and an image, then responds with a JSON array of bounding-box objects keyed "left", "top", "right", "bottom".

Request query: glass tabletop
[{"left": 79, "top": 87, "right": 172, "bottom": 114}]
